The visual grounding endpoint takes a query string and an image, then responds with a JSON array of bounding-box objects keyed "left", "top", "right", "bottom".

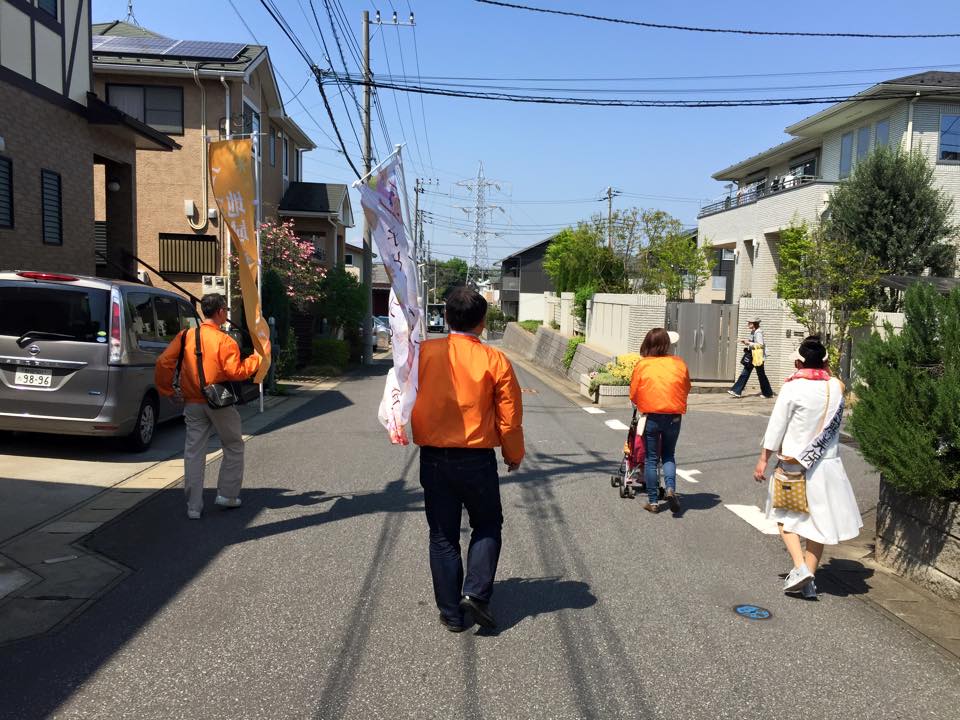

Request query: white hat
[{"left": 667, "top": 330, "right": 680, "bottom": 345}]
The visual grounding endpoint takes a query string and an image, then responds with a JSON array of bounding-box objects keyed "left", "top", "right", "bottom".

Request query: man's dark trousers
[{"left": 419, "top": 446, "right": 503, "bottom": 623}]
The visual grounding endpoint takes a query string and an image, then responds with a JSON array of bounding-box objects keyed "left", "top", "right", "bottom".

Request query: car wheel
[{"left": 127, "top": 395, "right": 157, "bottom": 452}]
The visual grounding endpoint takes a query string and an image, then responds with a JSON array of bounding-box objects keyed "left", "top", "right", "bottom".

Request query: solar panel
[{"left": 92, "top": 35, "right": 245, "bottom": 61}]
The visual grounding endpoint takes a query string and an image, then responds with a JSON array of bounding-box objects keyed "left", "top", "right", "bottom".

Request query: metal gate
[{"left": 665, "top": 303, "right": 740, "bottom": 381}]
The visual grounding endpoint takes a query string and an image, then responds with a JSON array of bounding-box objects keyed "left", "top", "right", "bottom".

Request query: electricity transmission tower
[{"left": 456, "top": 162, "right": 504, "bottom": 284}]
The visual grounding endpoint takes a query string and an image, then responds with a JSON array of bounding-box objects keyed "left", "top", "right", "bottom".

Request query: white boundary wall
[
  {"left": 518, "top": 292, "right": 545, "bottom": 321},
  {"left": 587, "top": 294, "right": 666, "bottom": 356}
]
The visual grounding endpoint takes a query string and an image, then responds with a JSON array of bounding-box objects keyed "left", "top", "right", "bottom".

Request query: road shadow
[
  {"left": 671, "top": 492, "right": 722, "bottom": 518},
  {"left": 481, "top": 576, "right": 597, "bottom": 635},
  {"left": 815, "top": 558, "right": 875, "bottom": 597}
]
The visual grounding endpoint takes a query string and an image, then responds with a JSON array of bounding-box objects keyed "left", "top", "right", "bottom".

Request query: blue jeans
[
  {"left": 643, "top": 413, "right": 682, "bottom": 503},
  {"left": 419, "top": 447, "right": 503, "bottom": 624}
]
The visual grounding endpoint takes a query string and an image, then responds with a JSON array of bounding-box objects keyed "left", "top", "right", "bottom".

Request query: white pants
[{"left": 183, "top": 403, "right": 245, "bottom": 513}]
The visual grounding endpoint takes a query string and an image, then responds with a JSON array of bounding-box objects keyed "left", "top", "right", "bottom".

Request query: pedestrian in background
[
  {"left": 728, "top": 318, "right": 774, "bottom": 399},
  {"left": 155, "top": 293, "right": 266, "bottom": 520},
  {"left": 411, "top": 287, "right": 524, "bottom": 633},
  {"left": 629, "top": 328, "right": 691, "bottom": 514},
  {"left": 752, "top": 336, "right": 861, "bottom": 599}
]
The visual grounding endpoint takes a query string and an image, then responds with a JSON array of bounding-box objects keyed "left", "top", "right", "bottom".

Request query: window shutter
[
  {"left": 95, "top": 221, "right": 108, "bottom": 265},
  {"left": 0, "top": 157, "right": 12, "bottom": 229},
  {"left": 41, "top": 170, "right": 62, "bottom": 245}
]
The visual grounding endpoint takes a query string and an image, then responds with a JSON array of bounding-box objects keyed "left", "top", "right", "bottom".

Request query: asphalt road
[{"left": 1, "top": 362, "right": 958, "bottom": 719}]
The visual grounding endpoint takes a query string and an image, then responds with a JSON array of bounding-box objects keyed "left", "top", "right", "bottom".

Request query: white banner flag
[{"left": 355, "top": 150, "right": 422, "bottom": 444}]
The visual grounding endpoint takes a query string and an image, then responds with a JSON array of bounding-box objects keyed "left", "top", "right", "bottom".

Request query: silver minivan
[{"left": 0, "top": 271, "right": 200, "bottom": 450}]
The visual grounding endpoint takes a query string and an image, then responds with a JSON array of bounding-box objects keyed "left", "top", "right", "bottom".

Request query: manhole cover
[{"left": 733, "top": 604, "right": 772, "bottom": 620}]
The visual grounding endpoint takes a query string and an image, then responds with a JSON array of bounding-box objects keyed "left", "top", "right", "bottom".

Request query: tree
[
  {"left": 317, "top": 264, "right": 367, "bottom": 337},
  {"left": 827, "top": 146, "right": 956, "bottom": 309},
  {"left": 644, "top": 231, "right": 715, "bottom": 301},
  {"left": 430, "top": 257, "right": 468, "bottom": 301},
  {"left": 231, "top": 220, "right": 324, "bottom": 309},
  {"left": 543, "top": 225, "right": 627, "bottom": 293},
  {"left": 774, "top": 219, "right": 883, "bottom": 371},
  {"left": 849, "top": 282, "right": 960, "bottom": 498}
]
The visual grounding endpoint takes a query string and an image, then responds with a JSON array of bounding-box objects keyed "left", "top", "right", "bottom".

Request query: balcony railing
[{"left": 698, "top": 175, "right": 825, "bottom": 219}]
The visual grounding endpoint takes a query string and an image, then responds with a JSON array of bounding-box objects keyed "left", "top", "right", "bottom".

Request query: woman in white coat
[{"left": 752, "top": 337, "right": 862, "bottom": 599}]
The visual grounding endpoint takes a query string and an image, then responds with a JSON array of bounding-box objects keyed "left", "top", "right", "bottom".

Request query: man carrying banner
[{"left": 411, "top": 287, "right": 524, "bottom": 633}]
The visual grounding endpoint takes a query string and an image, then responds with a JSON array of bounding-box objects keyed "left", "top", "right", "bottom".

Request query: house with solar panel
[
  {"left": 89, "top": 20, "right": 354, "bottom": 301},
  {"left": 696, "top": 72, "right": 960, "bottom": 304},
  {"left": 0, "top": 1, "right": 177, "bottom": 277}
]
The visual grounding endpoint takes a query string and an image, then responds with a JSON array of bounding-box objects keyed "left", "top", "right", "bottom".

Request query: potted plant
[
  {"left": 580, "top": 353, "right": 640, "bottom": 406},
  {"left": 849, "top": 283, "right": 960, "bottom": 602}
]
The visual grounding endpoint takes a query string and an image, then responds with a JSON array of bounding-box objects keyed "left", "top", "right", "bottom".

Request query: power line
[
  {"left": 386, "top": 1, "right": 427, "bottom": 172},
  {"left": 475, "top": 0, "right": 960, "bottom": 39},
  {"left": 406, "top": 1, "right": 435, "bottom": 170},
  {"left": 333, "top": 78, "right": 960, "bottom": 108}
]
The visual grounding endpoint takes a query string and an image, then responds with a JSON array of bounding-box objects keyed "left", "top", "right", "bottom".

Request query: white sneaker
[
  {"left": 215, "top": 495, "right": 242, "bottom": 509},
  {"left": 801, "top": 580, "right": 818, "bottom": 600},
  {"left": 727, "top": 390, "right": 742, "bottom": 398},
  {"left": 783, "top": 564, "right": 814, "bottom": 592},
  {"left": 187, "top": 509, "right": 202, "bottom": 520}
]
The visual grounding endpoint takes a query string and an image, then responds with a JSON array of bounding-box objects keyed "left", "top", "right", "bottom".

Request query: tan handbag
[{"left": 772, "top": 381, "right": 831, "bottom": 513}]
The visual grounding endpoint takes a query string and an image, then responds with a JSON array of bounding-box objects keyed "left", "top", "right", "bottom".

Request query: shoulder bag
[
  {"left": 194, "top": 326, "right": 238, "bottom": 410},
  {"left": 772, "top": 380, "right": 830, "bottom": 514}
]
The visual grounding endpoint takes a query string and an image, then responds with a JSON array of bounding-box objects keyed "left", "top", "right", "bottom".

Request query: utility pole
[
  {"left": 413, "top": 178, "right": 437, "bottom": 311},
  {"left": 361, "top": 9, "right": 373, "bottom": 364},
  {"left": 360, "top": 9, "right": 416, "bottom": 362},
  {"left": 605, "top": 186, "right": 621, "bottom": 250}
]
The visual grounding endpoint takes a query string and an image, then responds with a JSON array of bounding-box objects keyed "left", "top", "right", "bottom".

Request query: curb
[{"left": 0, "top": 376, "right": 341, "bottom": 646}]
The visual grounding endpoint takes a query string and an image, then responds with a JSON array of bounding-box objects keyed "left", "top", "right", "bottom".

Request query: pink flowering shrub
[{"left": 230, "top": 220, "right": 325, "bottom": 308}]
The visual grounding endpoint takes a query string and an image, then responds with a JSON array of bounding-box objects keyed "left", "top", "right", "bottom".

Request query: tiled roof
[
  {"left": 92, "top": 21, "right": 165, "bottom": 38},
  {"left": 279, "top": 182, "right": 348, "bottom": 215},
  {"left": 882, "top": 71, "right": 960, "bottom": 88}
]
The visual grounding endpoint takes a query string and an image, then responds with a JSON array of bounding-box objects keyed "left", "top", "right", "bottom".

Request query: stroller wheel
[
  {"left": 627, "top": 486, "right": 636, "bottom": 499},
  {"left": 610, "top": 475, "right": 620, "bottom": 487},
  {"left": 618, "top": 485, "right": 628, "bottom": 498}
]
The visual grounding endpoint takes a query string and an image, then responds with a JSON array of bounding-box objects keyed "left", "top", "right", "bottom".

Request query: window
[
  {"left": 178, "top": 301, "right": 200, "bottom": 330},
  {"left": 875, "top": 118, "right": 890, "bottom": 147},
  {"left": 37, "top": 0, "right": 57, "bottom": 18},
  {"left": 242, "top": 102, "right": 260, "bottom": 158},
  {"left": 344, "top": 253, "right": 354, "bottom": 265},
  {"left": 269, "top": 126, "right": 276, "bottom": 167},
  {"left": 939, "top": 114, "right": 960, "bottom": 162},
  {"left": 0, "top": 157, "right": 12, "bottom": 229},
  {"left": 856, "top": 126, "right": 871, "bottom": 161},
  {"left": 126, "top": 293, "right": 157, "bottom": 343},
  {"left": 282, "top": 137, "right": 289, "bottom": 178},
  {"left": 839, "top": 132, "right": 854, "bottom": 178},
  {"left": 0, "top": 286, "right": 108, "bottom": 343},
  {"left": 153, "top": 296, "right": 184, "bottom": 342},
  {"left": 41, "top": 170, "right": 61, "bottom": 245},
  {"left": 789, "top": 154, "right": 817, "bottom": 178},
  {"left": 106, "top": 84, "right": 184, "bottom": 134}
]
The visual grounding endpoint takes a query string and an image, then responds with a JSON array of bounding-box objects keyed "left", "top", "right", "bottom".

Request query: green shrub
[
  {"left": 589, "top": 371, "right": 629, "bottom": 394},
  {"left": 573, "top": 284, "right": 595, "bottom": 322},
  {"left": 311, "top": 337, "right": 350, "bottom": 371},
  {"left": 849, "top": 283, "right": 960, "bottom": 499},
  {"left": 563, "top": 336, "right": 585, "bottom": 370},
  {"left": 486, "top": 305, "right": 508, "bottom": 332},
  {"left": 518, "top": 320, "right": 542, "bottom": 334},
  {"left": 549, "top": 320, "right": 560, "bottom": 330},
  {"left": 261, "top": 268, "right": 291, "bottom": 344},
  {"left": 278, "top": 328, "right": 298, "bottom": 379}
]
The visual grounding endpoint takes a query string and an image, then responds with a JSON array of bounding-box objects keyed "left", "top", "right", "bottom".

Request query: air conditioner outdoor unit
[{"left": 202, "top": 275, "right": 227, "bottom": 296}]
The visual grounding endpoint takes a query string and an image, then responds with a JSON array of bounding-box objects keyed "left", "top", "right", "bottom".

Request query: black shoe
[
  {"left": 459, "top": 595, "right": 496, "bottom": 630},
  {"left": 438, "top": 613, "right": 467, "bottom": 633},
  {"left": 666, "top": 491, "right": 680, "bottom": 513}
]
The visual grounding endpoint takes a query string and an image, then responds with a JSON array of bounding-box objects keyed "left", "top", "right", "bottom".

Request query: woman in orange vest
[{"left": 629, "top": 328, "right": 691, "bottom": 514}]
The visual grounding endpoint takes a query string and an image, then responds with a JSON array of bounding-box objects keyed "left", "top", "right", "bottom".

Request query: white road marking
[
  {"left": 724, "top": 504, "right": 780, "bottom": 535},
  {"left": 676, "top": 469, "right": 701, "bottom": 484},
  {"left": 582, "top": 407, "right": 605, "bottom": 414},
  {"left": 604, "top": 419, "right": 630, "bottom": 431}
]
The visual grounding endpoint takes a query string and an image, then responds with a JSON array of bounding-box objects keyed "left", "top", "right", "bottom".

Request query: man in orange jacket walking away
[
  {"left": 411, "top": 287, "right": 524, "bottom": 633},
  {"left": 155, "top": 294, "right": 267, "bottom": 520}
]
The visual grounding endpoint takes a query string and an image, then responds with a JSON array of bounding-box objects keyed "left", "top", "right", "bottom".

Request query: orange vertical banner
[{"left": 208, "top": 139, "right": 271, "bottom": 383}]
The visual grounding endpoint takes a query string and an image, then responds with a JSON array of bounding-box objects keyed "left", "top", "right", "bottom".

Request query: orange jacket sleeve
[
  {"left": 629, "top": 360, "right": 643, "bottom": 409},
  {"left": 494, "top": 356, "right": 524, "bottom": 465},
  {"left": 217, "top": 334, "right": 261, "bottom": 381},
  {"left": 154, "top": 331, "right": 185, "bottom": 397}
]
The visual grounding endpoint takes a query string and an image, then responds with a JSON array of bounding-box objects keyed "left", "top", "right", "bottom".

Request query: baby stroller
[{"left": 610, "top": 407, "right": 664, "bottom": 500}]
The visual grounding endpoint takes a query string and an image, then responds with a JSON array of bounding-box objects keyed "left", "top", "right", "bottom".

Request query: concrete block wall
[
  {"left": 566, "top": 342, "right": 614, "bottom": 384},
  {"left": 502, "top": 321, "right": 536, "bottom": 358},
  {"left": 529, "top": 325, "right": 569, "bottom": 376}
]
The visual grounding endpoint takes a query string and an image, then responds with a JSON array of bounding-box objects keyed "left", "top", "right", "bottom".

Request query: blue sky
[{"left": 93, "top": 1, "right": 960, "bottom": 262}]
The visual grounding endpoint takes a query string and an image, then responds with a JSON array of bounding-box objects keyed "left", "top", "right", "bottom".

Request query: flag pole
[{"left": 254, "top": 129, "right": 264, "bottom": 413}]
